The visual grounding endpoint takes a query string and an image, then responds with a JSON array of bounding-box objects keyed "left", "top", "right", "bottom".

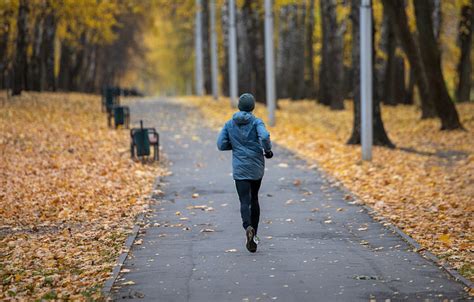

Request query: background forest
[{"left": 1, "top": 0, "right": 472, "bottom": 107}]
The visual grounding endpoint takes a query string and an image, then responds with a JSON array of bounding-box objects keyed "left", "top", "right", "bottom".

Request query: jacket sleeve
[
  {"left": 256, "top": 119, "right": 272, "bottom": 152},
  {"left": 217, "top": 123, "right": 232, "bottom": 151}
]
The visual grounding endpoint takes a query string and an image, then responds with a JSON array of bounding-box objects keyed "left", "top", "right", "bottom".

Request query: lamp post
[
  {"left": 195, "top": 0, "right": 204, "bottom": 96},
  {"left": 360, "top": 0, "right": 372, "bottom": 160},
  {"left": 228, "top": 0, "right": 238, "bottom": 107},
  {"left": 264, "top": 0, "right": 276, "bottom": 126}
]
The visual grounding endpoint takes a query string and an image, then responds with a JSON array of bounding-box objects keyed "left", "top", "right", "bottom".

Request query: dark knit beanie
[{"left": 238, "top": 93, "right": 255, "bottom": 112}]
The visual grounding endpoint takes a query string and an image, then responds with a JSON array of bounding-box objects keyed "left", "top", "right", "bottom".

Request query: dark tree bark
[
  {"left": 276, "top": 5, "right": 290, "bottom": 98},
  {"left": 288, "top": 4, "right": 306, "bottom": 100},
  {"left": 393, "top": 55, "right": 406, "bottom": 103},
  {"left": 237, "top": 0, "right": 266, "bottom": 103},
  {"left": 347, "top": 0, "right": 394, "bottom": 147},
  {"left": 12, "top": 0, "right": 29, "bottom": 96},
  {"left": 220, "top": 0, "right": 229, "bottom": 96},
  {"left": 43, "top": 0, "right": 57, "bottom": 91},
  {"left": 236, "top": 8, "right": 252, "bottom": 95},
  {"left": 0, "top": 7, "right": 14, "bottom": 89},
  {"left": 72, "top": 33, "right": 87, "bottom": 91},
  {"left": 304, "top": 0, "right": 316, "bottom": 97},
  {"left": 381, "top": 0, "right": 435, "bottom": 118},
  {"left": 30, "top": 6, "right": 45, "bottom": 91},
  {"left": 380, "top": 8, "right": 398, "bottom": 105},
  {"left": 319, "top": 0, "right": 344, "bottom": 110},
  {"left": 405, "top": 67, "right": 416, "bottom": 105},
  {"left": 276, "top": 4, "right": 306, "bottom": 100},
  {"left": 413, "top": 0, "right": 463, "bottom": 130},
  {"left": 201, "top": 0, "right": 212, "bottom": 94},
  {"left": 58, "top": 42, "right": 74, "bottom": 90},
  {"left": 456, "top": 2, "right": 473, "bottom": 102}
]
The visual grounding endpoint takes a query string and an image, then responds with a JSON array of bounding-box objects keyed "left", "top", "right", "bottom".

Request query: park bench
[
  {"left": 113, "top": 105, "right": 130, "bottom": 129},
  {"left": 130, "top": 120, "right": 159, "bottom": 162},
  {"left": 102, "top": 86, "right": 121, "bottom": 126}
]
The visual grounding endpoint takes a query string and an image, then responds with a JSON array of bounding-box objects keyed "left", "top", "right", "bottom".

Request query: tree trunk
[
  {"left": 347, "top": 0, "right": 394, "bottom": 147},
  {"left": 283, "top": 4, "right": 306, "bottom": 100},
  {"left": 405, "top": 67, "right": 415, "bottom": 104},
  {"left": 236, "top": 8, "right": 251, "bottom": 95},
  {"left": 220, "top": 0, "right": 229, "bottom": 96},
  {"left": 413, "top": 0, "right": 463, "bottom": 130},
  {"left": 393, "top": 55, "right": 406, "bottom": 103},
  {"left": 12, "top": 0, "right": 29, "bottom": 96},
  {"left": 30, "top": 8, "right": 45, "bottom": 91},
  {"left": 381, "top": 0, "right": 436, "bottom": 118},
  {"left": 319, "top": 0, "right": 344, "bottom": 110},
  {"left": 201, "top": 0, "right": 212, "bottom": 94},
  {"left": 304, "top": 0, "right": 315, "bottom": 98},
  {"left": 276, "top": 6, "right": 290, "bottom": 99},
  {"left": 43, "top": 0, "right": 57, "bottom": 91},
  {"left": 0, "top": 7, "right": 13, "bottom": 90},
  {"left": 381, "top": 6, "right": 397, "bottom": 105},
  {"left": 456, "top": 2, "right": 473, "bottom": 102},
  {"left": 347, "top": 0, "right": 361, "bottom": 144},
  {"left": 432, "top": 0, "right": 442, "bottom": 40},
  {"left": 238, "top": 0, "right": 266, "bottom": 103},
  {"left": 58, "top": 42, "right": 73, "bottom": 91}
]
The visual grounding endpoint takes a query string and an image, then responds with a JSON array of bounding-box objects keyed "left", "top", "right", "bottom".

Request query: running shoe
[{"left": 246, "top": 226, "right": 257, "bottom": 253}]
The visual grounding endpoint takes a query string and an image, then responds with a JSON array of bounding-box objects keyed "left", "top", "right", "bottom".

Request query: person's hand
[{"left": 264, "top": 150, "right": 273, "bottom": 159}]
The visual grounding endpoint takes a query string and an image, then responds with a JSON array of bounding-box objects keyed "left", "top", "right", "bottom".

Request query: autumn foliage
[
  {"left": 187, "top": 96, "right": 474, "bottom": 282},
  {"left": 0, "top": 93, "right": 165, "bottom": 300}
]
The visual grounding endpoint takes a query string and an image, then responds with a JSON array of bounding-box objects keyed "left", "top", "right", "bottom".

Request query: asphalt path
[{"left": 112, "top": 98, "right": 468, "bottom": 301}]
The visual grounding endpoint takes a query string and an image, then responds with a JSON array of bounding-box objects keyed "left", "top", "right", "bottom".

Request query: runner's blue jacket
[{"left": 217, "top": 111, "right": 272, "bottom": 180}]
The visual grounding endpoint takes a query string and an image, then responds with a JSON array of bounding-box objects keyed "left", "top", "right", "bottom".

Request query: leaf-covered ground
[
  {"left": 186, "top": 96, "right": 473, "bottom": 283},
  {"left": 0, "top": 92, "right": 166, "bottom": 300}
]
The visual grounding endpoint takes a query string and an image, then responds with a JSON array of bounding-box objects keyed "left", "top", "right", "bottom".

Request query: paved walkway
[{"left": 112, "top": 98, "right": 468, "bottom": 301}]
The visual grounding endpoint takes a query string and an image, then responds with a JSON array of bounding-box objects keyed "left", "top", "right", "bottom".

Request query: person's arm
[
  {"left": 256, "top": 119, "right": 272, "bottom": 153},
  {"left": 217, "top": 123, "right": 232, "bottom": 151}
]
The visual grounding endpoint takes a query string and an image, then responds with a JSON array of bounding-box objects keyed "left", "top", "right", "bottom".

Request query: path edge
[
  {"left": 309, "top": 163, "right": 473, "bottom": 291},
  {"left": 101, "top": 175, "right": 162, "bottom": 298}
]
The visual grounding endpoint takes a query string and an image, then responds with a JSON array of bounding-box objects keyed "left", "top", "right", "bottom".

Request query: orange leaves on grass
[{"left": 0, "top": 92, "right": 166, "bottom": 300}]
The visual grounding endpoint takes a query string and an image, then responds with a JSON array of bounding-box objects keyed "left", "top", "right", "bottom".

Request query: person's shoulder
[{"left": 254, "top": 117, "right": 265, "bottom": 125}]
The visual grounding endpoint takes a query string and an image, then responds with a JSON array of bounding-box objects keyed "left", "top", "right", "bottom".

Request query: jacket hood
[{"left": 232, "top": 111, "right": 254, "bottom": 125}]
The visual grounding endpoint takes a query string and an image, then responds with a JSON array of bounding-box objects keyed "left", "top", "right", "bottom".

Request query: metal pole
[
  {"left": 195, "top": 0, "right": 204, "bottom": 96},
  {"left": 360, "top": 0, "right": 372, "bottom": 161},
  {"left": 210, "top": 0, "right": 219, "bottom": 100},
  {"left": 228, "top": 0, "right": 238, "bottom": 107},
  {"left": 264, "top": 0, "right": 276, "bottom": 126}
]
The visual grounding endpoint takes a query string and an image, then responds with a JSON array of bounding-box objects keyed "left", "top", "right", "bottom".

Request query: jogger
[{"left": 217, "top": 93, "right": 273, "bottom": 253}]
